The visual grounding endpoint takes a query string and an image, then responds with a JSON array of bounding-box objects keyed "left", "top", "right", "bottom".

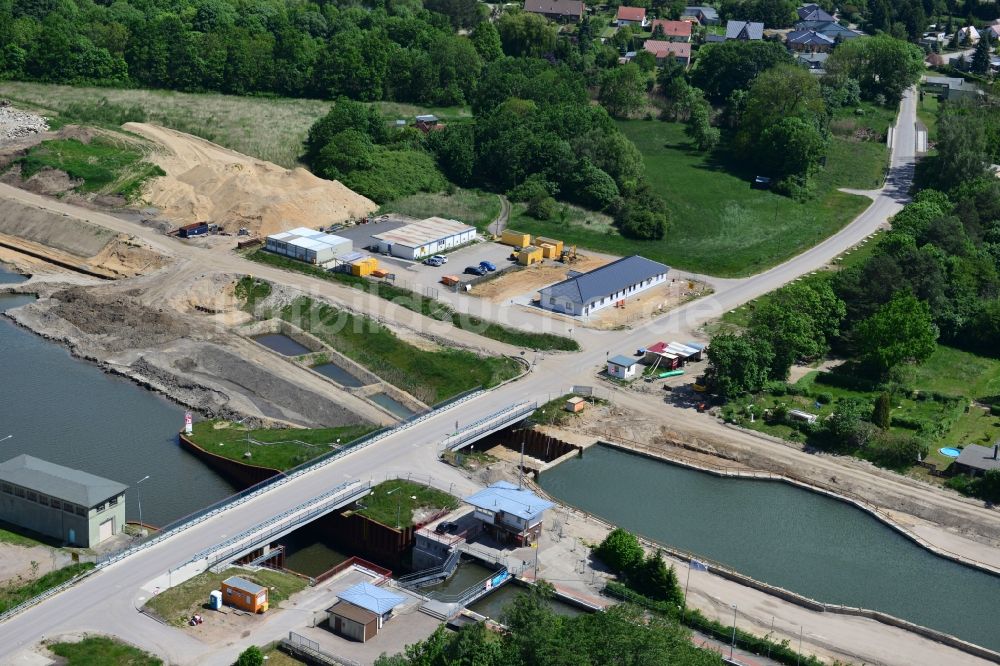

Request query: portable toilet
[{"left": 209, "top": 590, "right": 222, "bottom": 611}]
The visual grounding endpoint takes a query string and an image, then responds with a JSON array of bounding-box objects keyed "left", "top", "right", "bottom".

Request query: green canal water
[
  {"left": 468, "top": 583, "right": 585, "bottom": 620},
  {"left": 539, "top": 444, "right": 1000, "bottom": 651}
]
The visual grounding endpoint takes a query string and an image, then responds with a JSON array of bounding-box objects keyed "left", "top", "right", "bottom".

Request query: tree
[
  {"left": 972, "top": 33, "right": 992, "bottom": 74},
  {"left": 826, "top": 397, "right": 875, "bottom": 449},
  {"left": 933, "top": 108, "right": 990, "bottom": 192},
  {"left": 873, "top": 392, "right": 892, "bottom": 429},
  {"left": 314, "top": 129, "right": 375, "bottom": 180},
  {"left": 471, "top": 21, "right": 503, "bottom": 62},
  {"left": 685, "top": 92, "right": 720, "bottom": 151},
  {"left": 425, "top": 0, "right": 484, "bottom": 29},
  {"left": 690, "top": 40, "right": 792, "bottom": 103},
  {"left": 237, "top": 646, "right": 264, "bottom": 666},
  {"left": 598, "top": 63, "right": 646, "bottom": 119},
  {"left": 595, "top": 528, "right": 645, "bottom": 575},
  {"left": 760, "top": 117, "right": 828, "bottom": 185},
  {"left": 637, "top": 550, "right": 684, "bottom": 605},
  {"left": 498, "top": 11, "right": 556, "bottom": 57},
  {"left": 305, "top": 100, "right": 386, "bottom": 164},
  {"left": 705, "top": 333, "right": 775, "bottom": 398},
  {"left": 823, "top": 35, "right": 924, "bottom": 104},
  {"left": 856, "top": 292, "right": 938, "bottom": 374}
]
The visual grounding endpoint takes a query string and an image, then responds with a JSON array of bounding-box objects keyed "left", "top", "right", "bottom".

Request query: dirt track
[{"left": 126, "top": 122, "right": 376, "bottom": 236}]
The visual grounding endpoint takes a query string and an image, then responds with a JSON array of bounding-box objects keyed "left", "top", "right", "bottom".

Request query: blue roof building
[
  {"left": 329, "top": 582, "right": 407, "bottom": 642},
  {"left": 464, "top": 481, "right": 554, "bottom": 546},
  {"left": 337, "top": 582, "right": 406, "bottom": 616},
  {"left": 539, "top": 255, "right": 669, "bottom": 317}
]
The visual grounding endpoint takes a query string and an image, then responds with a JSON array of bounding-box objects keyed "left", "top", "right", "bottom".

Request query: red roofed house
[
  {"left": 616, "top": 6, "right": 648, "bottom": 27},
  {"left": 643, "top": 40, "right": 691, "bottom": 67},
  {"left": 649, "top": 19, "right": 692, "bottom": 42}
]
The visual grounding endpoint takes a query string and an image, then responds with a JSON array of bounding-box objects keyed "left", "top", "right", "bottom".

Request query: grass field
[
  {"left": 356, "top": 480, "right": 459, "bottom": 528},
  {"left": 0, "top": 82, "right": 467, "bottom": 169},
  {"left": 517, "top": 120, "right": 873, "bottom": 277},
  {"left": 15, "top": 137, "right": 164, "bottom": 199},
  {"left": 908, "top": 346, "right": 1000, "bottom": 402},
  {"left": 0, "top": 523, "right": 47, "bottom": 547},
  {"left": 379, "top": 188, "right": 501, "bottom": 229},
  {"left": 0, "top": 563, "right": 94, "bottom": 614},
  {"left": 145, "top": 568, "right": 306, "bottom": 626},
  {"left": 917, "top": 93, "right": 940, "bottom": 143},
  {"left": 188, "top": 420, "right": 377, "bottom": 471},
  {"left": 49, "top": 636, "right": 161, "bottom": 666},
  {"left": 247, "top": 252, "right": 578, "bottom": 351},
  {"left": 279, "top": 296, "right": 521, "bottom": 403}
]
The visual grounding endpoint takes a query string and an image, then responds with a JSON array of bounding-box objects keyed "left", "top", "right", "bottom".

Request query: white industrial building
[
  {"left": 371, "top": 217, "right": 476, "bottom": 260},
  {"left": 265, "top": 227, "right": 353, "bottom": 265},
  {"left": 539, "top": 255, "right": 669, "bottom": 317}
]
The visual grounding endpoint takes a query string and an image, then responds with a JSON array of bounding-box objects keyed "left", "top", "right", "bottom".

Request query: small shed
[
  {"left": 788, "top": 409, "right": 818, "bottom": 424},
  {"left": 221, "top": 576, "right": 268, "bottom": 613},
  {"left": 518, "top": 246, "right": 543, "bottom": 265},
  {"left": 328, "top": 601, "right": 379, "bottom": 642},
  {"left": 500, "top": 229, "right": 531, "bottom": 248},
  {"left": 564, "top": 396, "right": 586, "bottom": 413},
  {"left": 607, "top": 354, "right": 640, "bottom": 380}
]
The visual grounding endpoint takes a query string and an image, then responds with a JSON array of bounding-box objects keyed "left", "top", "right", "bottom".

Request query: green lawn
[
  {"left": 917, "top": 93, "right": 940, "bottom": 143},
  {"left": 187, "top": 420, "right": 377, "bottom": 471},
  {"left": 356, "top": 480, "right": 459, "bottom": 528},
  {"left": 144, "top": 568, "right": 307, "bottom": 626},
  {"left": 246, "top": 253, "right": 578, "bottom": 351},
  {"left": 0, "top": 523, "right": 48, "bottom": 547},
  {"left": 830, "top": 101, "right": 899, "bottom": 142},
  {"left": 909, "top": 346, "right": 1000, "bottom": 402},
  {"left": 279, "top": 296, "right": 522, "bottom": 404},
  {"left": 531, "top": 393, "right": 590, "bottom": 426},
  {"left": 49, "top": 636, "right": 162, "bottom": 666},
  {"left": 15, "top": 137, "right": 164, "bottom": 199},
  {"left": 379, "top": 188, "right": 501, "bottom": 229},
  {"left": 0, "top": 563, "right": 94, "bottom": 614},
  {"left": 522, "top": 120, "right": 873, "bottom": 278}
]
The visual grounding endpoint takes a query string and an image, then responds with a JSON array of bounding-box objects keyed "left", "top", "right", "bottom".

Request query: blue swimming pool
[{"left": 939, "top": 447, "right": 962, "bottom": 458}]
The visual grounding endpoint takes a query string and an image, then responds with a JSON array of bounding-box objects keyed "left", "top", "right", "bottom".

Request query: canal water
[
  {"left": 0, "top": 266, "right": 236, "bottom": 526},
  {"left": 370, "top": 392, "right": 417, "bottom": 419},
  {"left": 312, "top": 363, "right": 365, "bottom": 388},
  {"left": 540, "top": 445, "right": 1000, "bottom": 651},
  {"left": 278, "top": 527, "right": 350, "bottom": 578},
  {"left": 253, "top": 333, "right": 311, "bottom": 356},
  {"left": 468, "top": 582, "right": 585, "bottom": 620}
]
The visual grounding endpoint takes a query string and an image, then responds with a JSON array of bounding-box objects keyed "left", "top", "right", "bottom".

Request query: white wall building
[
  {"left": 371, "top": 217, "right": 476, "bottom": 261},
  {"left": 265, "top": 227, "right": 352, "bottom": 265},
  {"left": 607, "top": 355, "right": 640, "bottom": 380},
  {"left": 539, "top": 255, "right": 670, "bottom": 317}
]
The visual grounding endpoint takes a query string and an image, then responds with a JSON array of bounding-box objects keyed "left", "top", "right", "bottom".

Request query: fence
[
  {"left": 314, "top": 556, "right": 392, "bottom": 586},
  {"left": 283, "top": 632, "right": 361, "bottom": 666},
  {"left": 398, "top": 548, "right": 462, "bottom": 588},
  {"left": 441, "top": 401, "right": 538, "bottom": 452}
]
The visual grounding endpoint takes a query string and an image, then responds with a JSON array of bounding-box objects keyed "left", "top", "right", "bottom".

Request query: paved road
[{"left": 0, "top": 89, "right": 940, "bottom": 665}]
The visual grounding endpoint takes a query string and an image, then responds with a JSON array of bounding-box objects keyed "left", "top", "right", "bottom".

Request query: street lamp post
[
  {"left": 730, "top": 604, "right": 738, "bottom": 660},
  {"left": 136, "top": 475, "right": 150, "bottom": 537}
]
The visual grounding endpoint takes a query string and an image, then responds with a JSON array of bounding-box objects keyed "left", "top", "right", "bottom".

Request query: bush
[
  {"left": 237, "top": 646, "right": 264, "bottom": 666},
  {"left": 945, "top": 474, "right": 976, "bottom": 496},
  {"left": 507, "top": 175, "right": 557, "bottom": 203},
  {"left": 339, "top": 148, "right": 447, "bottom": 203},
  {"left": 526, "top": 194, "right": 558, "bottom": 220},
  {"left": 866, "top": 430, "right": 927, "bottom": 469},
  {"left": 815, "top": 392, "right": 833, "bottom": 404},
  {"left": 765, "top": 381, "right": 788, "bottom": 396},
  {"left": 991, "top": 404, "right": 1000, "bottom": 416},
  {"left": 594, "top": 528, "right": 645, "bottom": 576}
]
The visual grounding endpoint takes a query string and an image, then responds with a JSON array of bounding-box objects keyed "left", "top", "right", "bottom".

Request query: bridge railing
[{"left": 441, "top": 401, "right": 537, "bottom": 452}]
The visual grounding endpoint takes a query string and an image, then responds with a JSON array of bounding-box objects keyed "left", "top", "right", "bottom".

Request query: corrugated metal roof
[
  {"left": 223, "top": 576, "right": 266, "bottom": 596},
  {"left": 539, "top": 255, "right": 669, "bottom": 307},
  {"left": 371, "top": 217, "right": 475, "bottom": 249},
  {"left": 608, "top": 355, "right": 638, "bottom": 367},
  {"left": 337, "top": 582, "right": 406, "bottom": 615},
  {"left": 465, "top": 481, "right": 554, "bottom": 521},
  {"left": 0, "top": 455, "right": 127, "bottom": 508}
]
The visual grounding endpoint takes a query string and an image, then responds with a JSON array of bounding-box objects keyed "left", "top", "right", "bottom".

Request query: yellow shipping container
[
  {"left": 518, "top": 246, "right": 543, "bottom": 266},
  {"left": 500, "top": 229, "right": 531, "bottom": 248},
  {"left": 535, "top": 237, "right": 563, "bottom": 258},
  {"left": 351, "top": 257, "right": 378, "bottom": 276}
]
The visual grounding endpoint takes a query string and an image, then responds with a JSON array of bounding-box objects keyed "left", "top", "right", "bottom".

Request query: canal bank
[
  {"left": 0, "top": 265, "right": 237, "bottom": 526},
  {"left": 539, "top": 444, "right": 1000, "bottom": 655}
]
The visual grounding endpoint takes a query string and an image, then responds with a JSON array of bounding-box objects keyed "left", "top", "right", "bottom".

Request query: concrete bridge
[{"left": 440, "top": 401, "right": 537, "bottom": 452}]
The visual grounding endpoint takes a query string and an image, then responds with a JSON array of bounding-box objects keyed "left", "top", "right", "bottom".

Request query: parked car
[
  {"left": 424, "top": 256, "right": 445, "bottom": 267},
  {"left": 479, "top": 260, "right": 497, "bottom": 272},
  {"left": 434, "top": 521, "right": 455, "bottom": 535},
  {"left": 464, "top": 265, "right": 486, "bottom": 276},
  {"left": 431, "top": 254, "right": 448, "bottom": 264}
]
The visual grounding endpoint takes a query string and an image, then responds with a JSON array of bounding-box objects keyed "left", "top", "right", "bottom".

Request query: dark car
[
  {"left": 479, "top": 260, "right": 497, "bottom": 272},
  {"left": 464, "top": 265, "right": 486, "bottom": 276},
  {"left": 434, "top": 521, "right": 455, "bottom": 534}
]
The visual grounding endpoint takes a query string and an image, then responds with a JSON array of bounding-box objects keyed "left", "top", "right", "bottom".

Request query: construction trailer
[
  {"left": 221, "top": 576, "right": 268, "bottom": 613},
  {"left": 178, "top": 222, "right": 209, "bottom": 238},
  {"left": 265, "top": 227, "right": 353, "bottom": 265},
  {"left": 518, "top": 246, "right": 544, "bottom": 265},
  {"left": 500, "top": 229, "right": 531, "bottom": 248},
  {"left": 534, "top": 236, "right": 564, "bottom": 259}
]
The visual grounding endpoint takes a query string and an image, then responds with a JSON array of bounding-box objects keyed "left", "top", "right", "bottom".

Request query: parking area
[{"left": 385, "top": 240, "right": 518, "bottom": 293}]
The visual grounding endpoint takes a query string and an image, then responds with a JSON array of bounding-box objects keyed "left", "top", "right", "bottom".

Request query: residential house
[
  {"left": 725, "top": 20, "right": 764, "bottom": 40},
  {"left": 797, "top": 3, "right": 835, "bottom": 22},
  {"left": 797, "top": 52, "right": 829, "bottom": 71},
  {"left": 786, "top": 29, "right": 835, "bottom": 52},
  {"left": 539, "top": 254, "right": 670, "bottom": 317},
  {"left": 957, "top": 25, "right": 981, "bottom": 44},
  {"left": 795, "top": 20, "right": 862, "bottom": 41},
  {"left": 616, "top": 6, "right": 648, "bottom": 27},
  {"left": 984, "top": 24, "right": 1000, "bottom": 41},
  {"left": 0, "top": 454, "right": 127, "bottom": 547},
  {"left": 924, "top": 76, "right": 983, "bottom": 101},
  {"left": 523, "top": 0, "right": 584, "bottom": 23},
  {"left": 954, "top": 444, "right": 1000, "bottom": 477},
  {"left": 607, "top": 355, "right": 640, "bottom": 380},
  {"left": 464, "top": 481, "right": 553, "bottom": 546},
  {"left": 649, "top": 19, "right": 693, "bottom": 42},
  {"left": 682, "top": 6, "right": 720, "bottom": 25},
  {"left": 643, "top": 39, "right": 692, "bottom": 66}
]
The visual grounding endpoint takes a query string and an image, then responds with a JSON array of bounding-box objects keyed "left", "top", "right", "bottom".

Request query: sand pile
[{"left": 123, "top": 122, "right": 376, "bottom": 237}]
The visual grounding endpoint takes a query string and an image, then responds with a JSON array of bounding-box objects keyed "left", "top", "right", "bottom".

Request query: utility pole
[
  {"left": 519, "top": 433, "right": 526, "bottom": 490},
  {"left": 136, "top": 475, "right": 150, "bottom": 537}
]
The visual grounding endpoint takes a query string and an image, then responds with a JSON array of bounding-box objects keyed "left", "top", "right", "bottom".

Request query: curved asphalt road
[{"left": 0, "top": 89, "right": 926, "bottom": 664}]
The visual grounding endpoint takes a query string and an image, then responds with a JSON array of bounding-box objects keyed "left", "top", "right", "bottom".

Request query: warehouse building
[
  {"left": 0, "top": 455, "right": 127, "bottom": 547},
  {"left": 371, "top": 217, "right": 476, "bottom": 261},
  {"left": 539, "top": 255, "right": 669, "bottom": 316},
  {"left": 265, "top": 227, "right": 353, "bottom": 265}
]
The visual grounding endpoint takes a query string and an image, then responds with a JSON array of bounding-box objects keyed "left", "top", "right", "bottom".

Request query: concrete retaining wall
[{"left": 179, "top": 432, "right": 283, "bottom": 489}]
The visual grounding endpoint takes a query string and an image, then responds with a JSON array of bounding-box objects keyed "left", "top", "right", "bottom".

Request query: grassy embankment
[
  {"left": 13, "top": 136, "right": 164, "bottom": 200},
  {"left": 917, "top": 93, "right": 940, "bottom": 143},
  {"left": 242, "top": 255, "right": 579, "bottom": 352},
  {"left": 144, "top": 568, "right": 306, "bottom": 626},
  {"left": 379, "top": 188, "right": 501, "bottom": 229},
  {"left": 277, "top": 296, "right": 521, "bottom": 404},
  {"left": 0, "top": 82, "right": 468, "bottom": 169},
  {"left": 0, "top": 562, "right": 94, "bottom": 614},
  {"left": 0, "top": 524, "right": 48, "bottom": 547},
  {"left": 49, "top": 636, "right": 162, "bottom": 666},
  {"left": 498, "top": 120, "right": 882, "bottom": 278},
  {"left": 356, "top": 480, "right": 459, "bottom": 528},
  {"left": 187, "top": 420, "right": 377, "bottom": 471}
]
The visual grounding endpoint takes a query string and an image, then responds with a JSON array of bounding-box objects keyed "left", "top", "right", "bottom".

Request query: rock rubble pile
[{"left": 0, "top": 102, "right": 49, "bottom": 142}]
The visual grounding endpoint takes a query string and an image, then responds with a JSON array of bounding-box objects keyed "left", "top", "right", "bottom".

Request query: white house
[
  {"left": 607, "top": 355, "right": 640, "bottom": 380},
  {"left": 538, "top": 255, "right": 670, "bottom": 317},
  {"left": 371, "top": 217, "right": 476, "bottom": 261},
  {"left": 616, "top": 6, "right": 648, "bottom": 27}
]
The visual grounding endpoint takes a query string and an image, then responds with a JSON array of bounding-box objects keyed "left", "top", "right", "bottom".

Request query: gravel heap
[{"left": 0, "top": 102, "right": 49, "bottom": 142}]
